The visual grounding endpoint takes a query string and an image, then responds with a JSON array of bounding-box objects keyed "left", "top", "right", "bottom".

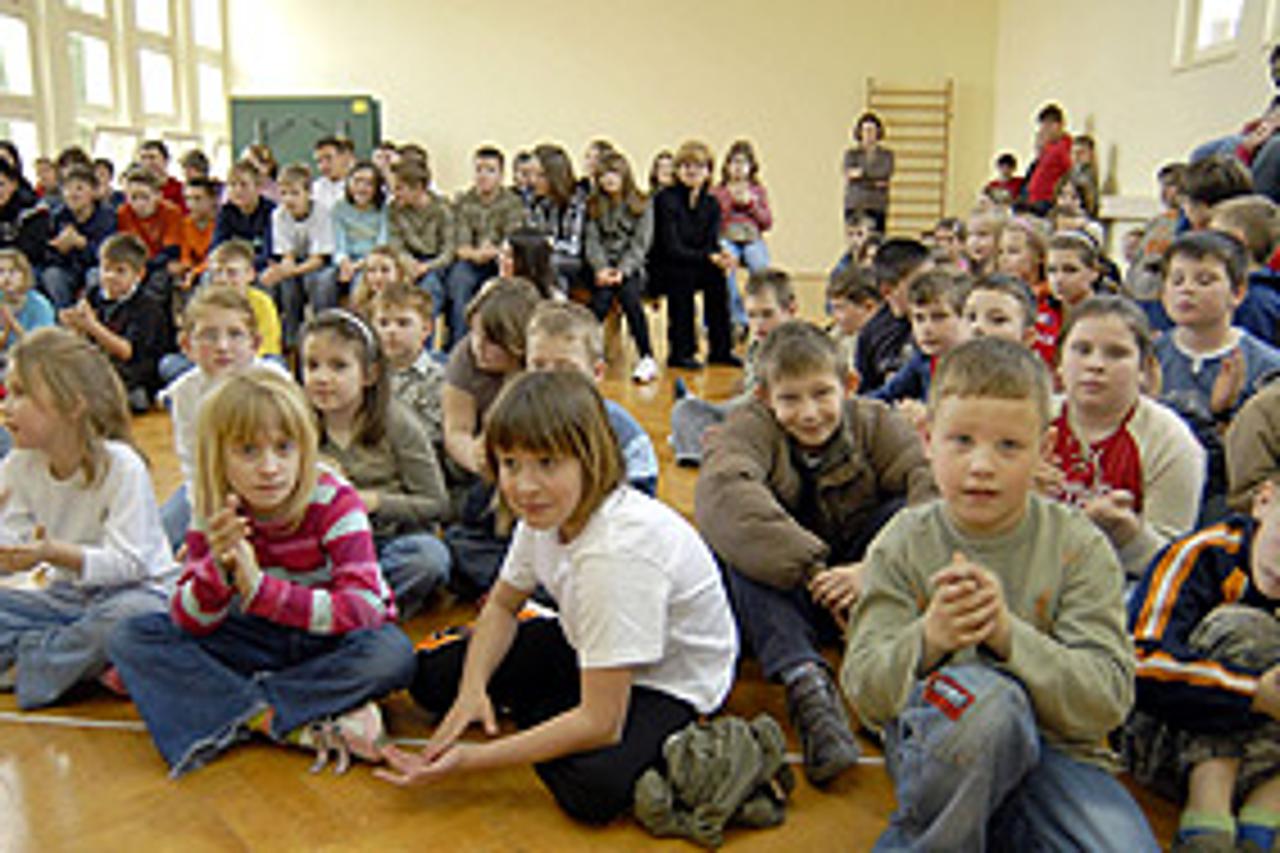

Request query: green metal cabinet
[{"left": 229, "top": 95, "right": 382, "bottom": 167}]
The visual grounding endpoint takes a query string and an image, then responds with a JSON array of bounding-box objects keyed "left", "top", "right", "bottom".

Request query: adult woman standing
[{"left": 843, "top": 112, "right": 894, "bottom": 234}]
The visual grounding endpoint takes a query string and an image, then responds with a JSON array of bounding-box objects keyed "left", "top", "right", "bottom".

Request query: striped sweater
[
  {"left": 172, "top": 472, "right": 395, "bottom": 635},
  {"left": 1129, "top": 515, "right": 1280, "bottom": 733}
]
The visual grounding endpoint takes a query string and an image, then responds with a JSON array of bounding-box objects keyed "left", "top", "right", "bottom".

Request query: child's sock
[
  {"left": 1176, "top": 811, "right": 1236, "bottom": 845},
  {"left": 1237, "top": 807, "right": 1280, "bottom": 852}
]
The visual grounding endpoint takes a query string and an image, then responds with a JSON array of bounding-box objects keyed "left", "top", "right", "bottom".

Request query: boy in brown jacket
[{"left": 695, "top": 320, "right": 934, "bottom": 786}]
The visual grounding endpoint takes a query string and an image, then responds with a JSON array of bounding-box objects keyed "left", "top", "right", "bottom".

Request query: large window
[
  {"left": 1177, "top": 0, "right": 1247, "bottom": 65},
  {"left": 0, "top": 0, "right": 228, "bottom": 180}
]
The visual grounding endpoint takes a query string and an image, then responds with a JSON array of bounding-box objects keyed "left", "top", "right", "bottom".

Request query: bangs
[{"left": 485, "top": 384, "right": 594, "bottom": 463}]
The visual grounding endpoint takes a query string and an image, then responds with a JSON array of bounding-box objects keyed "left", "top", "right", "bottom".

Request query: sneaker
[
  {"left": 0, "top": 663, "right": 15, "bottom": 692},
  {"left": 785, "top": 664, "right": 860, "bottom": 786},
  {"left": 300, "top": 701, "right": 387, "bottom": 775},
  {"left": 1170, "top": 829, "right": 1236, "bottom": 853},
  {"left": 632, "top": 355, "right": 659, "bottom": 384},
  {"left": 673, "top": 377, "right": 690, "bottom": 400}
]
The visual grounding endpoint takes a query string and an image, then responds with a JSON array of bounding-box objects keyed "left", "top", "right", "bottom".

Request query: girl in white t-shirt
[
  {"left": 0, "top": 328, "right": 171, "bottom": 708},
  {"left": 381, "top": 370, "right": 738, "bottom": 824}
]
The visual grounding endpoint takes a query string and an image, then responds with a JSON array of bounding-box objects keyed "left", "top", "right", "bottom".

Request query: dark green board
[{"left": 230, "top": 95, "right": 381, "bottom": 168}]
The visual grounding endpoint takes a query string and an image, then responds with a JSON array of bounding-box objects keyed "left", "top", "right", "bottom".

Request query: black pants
[
  {"left": 661, "top": 262, "right": 731, "bottom": 362},
  {"left": 588, "top": 270, "right": 653, "bottom": 358},
  {"left": 411, "top": 616, "right": 697, "bottom": 824}
]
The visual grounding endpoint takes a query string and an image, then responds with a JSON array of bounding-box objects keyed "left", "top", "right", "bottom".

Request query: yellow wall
[
  {"left": 227, "top": 0, "right": 998, "bottom": 272},
  {"left": 990, "top": 0, "right": 1272, "bottom": 201}
]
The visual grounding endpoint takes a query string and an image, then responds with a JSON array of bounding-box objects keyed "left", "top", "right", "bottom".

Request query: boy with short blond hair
[
  {"left": 842, "top": 336, "right": 1156, "bottom": 850},
  {"left": 262, "top": 163, "right": 337, "bottom": 348},
  {"left": 157, "top": 286, "right": 279, "bottom": 548},
  {"left": 206, "top": 239, "right": 282, "bottom": 358},
  {"left": 1211, "top": 194, "right": 1280, "bottom": 347},
  {"left": 525, "top": 300, "right": 659, "bottom": 497},
  {"left": 869, "top": 270, "right": 970, "bottom": 403},
  {"left": 697, "top": 320, "right": 935, "bottom": 787},
  {"left": 59, "top": 233, "right": 172, "bottom": 412},
  {"left": 370, "top": 281, "right": 446, "bottom": 447},
  {"left": 1123, "top": 476, "right": 1280, "bottom": 852}
]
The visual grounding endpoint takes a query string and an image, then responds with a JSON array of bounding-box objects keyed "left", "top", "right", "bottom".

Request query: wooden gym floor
[{"left": 0, "top": 278, "right": 1176, "bottom": 851}]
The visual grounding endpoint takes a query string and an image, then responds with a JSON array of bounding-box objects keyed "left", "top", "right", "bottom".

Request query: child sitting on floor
[
  {"left": 1124, "top": 478, "right": 1280, "bottom": 853},
  {"left": 697, "top": 320, "right": 935, "bottom": 786},
  {"left": 387, "top": 370, "right": 737, "bottom": 826},
  {"left": 0, "top": 328, "right": 170, "bottom": 708},
  {"left": 842, "top": 336, "right": 1157, "bottom": 851},
  {"left": 300, "top": 309, "right": 450, "bottom": 620},
  {"left": 108, "top": 368, "right": 413, "bottom": 777}
]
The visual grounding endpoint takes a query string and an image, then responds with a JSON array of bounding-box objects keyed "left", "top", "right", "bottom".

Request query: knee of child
[
  {"left": 106, "top": 610, "right": 169, "bottom": 658},
  {"left": 920, "top": 664, "right": 1037, "bottom": 762},
  {"left": 1191, "top": 604, "right": 1280, "bottom": 668},
  {"left": 543, "top": 764, "right": 633, "bottom": 826}
]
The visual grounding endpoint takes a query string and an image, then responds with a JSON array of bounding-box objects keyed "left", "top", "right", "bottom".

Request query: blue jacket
[{"left": 1129, "top": 515, "right": 1280, "bottom": 733}]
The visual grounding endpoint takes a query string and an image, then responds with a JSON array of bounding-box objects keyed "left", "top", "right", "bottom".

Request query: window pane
[
  {"left": 191, "top": 0, "right": 222, "bottom": 50},
  {"left": 65, "top": 0, "right": 107, "bottom": 16},
  {"left": 69, "top": 32, "right": 113, "bottom": 108},
  {"left": 138, "top": 49, "right": 175, "bottom": 115},
  {"left": 0, "top": 118, "right": 38, "bottom": 169},
  {"left": 0, "top": 16, "right": 32, "bottom": 97},
  {"left": 1196, "top": 0, "right": 1244, "bottom": 50},
  {"left": 134, "top": 0, "right": 170, "bottom": 35},
  {"left": 91, "top": 128, "right": 142, "bottom": 174},
  {"left": 197, "top": 62, "right": 225, "bottom": 125}
]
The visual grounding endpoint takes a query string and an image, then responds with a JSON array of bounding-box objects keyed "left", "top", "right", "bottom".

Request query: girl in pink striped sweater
[{"left": 108, "top": 368, "right": 414, "bottom": 777}]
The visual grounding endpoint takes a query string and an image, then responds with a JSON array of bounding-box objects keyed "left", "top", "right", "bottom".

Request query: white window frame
[
  {"left": 1174, "top": 0, "right": 1248, "bottom": 68},
  {"left": 0, "top": 0, "right": 228, "bottom": 174}
]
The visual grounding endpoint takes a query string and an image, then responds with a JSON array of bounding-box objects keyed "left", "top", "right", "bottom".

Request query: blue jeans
[
  {"left": 1190, "top": 133, "right": 1245, "bottom": 164},
  {"left": 377, "top": 533, "right": 451, "bottom": 621},
  {"left": 107, "top": 610, "right": 414, "bottom": 776},
  {"left": 39, "top": 265, "right": 86, "bottom": 308},
  {"left": 444, "top": 260, "right": 496, "bottom": 351},
  {"left": 723, "top": 238, "right": 771, "bottom": 328},
  {"left": 160, "top": 483, "right": 191, "bottom": 552},
  {"left": 0, "top": 582, "right": 166, "bottom": 708},
  {"left": 875, "top": 664, "right": 1158, "bottom": 852},
  {"left": 408, "top": 267, "right": 447, "bottom": 351},
  {"left": 278, "top": 266, "right": 340, "bottom": 349}
]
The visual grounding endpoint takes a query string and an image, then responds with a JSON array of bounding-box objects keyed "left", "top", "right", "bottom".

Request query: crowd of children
[{"left": 0, "top": 109, "right": 1278, "bottom": 852}]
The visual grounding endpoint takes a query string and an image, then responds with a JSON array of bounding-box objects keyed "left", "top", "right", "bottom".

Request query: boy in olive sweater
[{"left": 842, "top": 337, "right": 1157, "bottom": 851}]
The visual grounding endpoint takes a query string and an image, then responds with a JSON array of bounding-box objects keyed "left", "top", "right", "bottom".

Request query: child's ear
[
  {"left": 754, "top": 382, "right": 771, "bottom": 405},
  {"left": 365, "top": 360, "right": 380, "bottom": 386},
  {"left": 1252, "top": 480, "right": 1276, "bottom": 519},
  {"left": 592, "top": 359, "right": 606, "bottom": 383},
  {"left": 1021, "top": 326, "right": 1038, "bottom": 348},
  {"left": 179, "top": 329, "right": 194, "bottom": 359}
]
